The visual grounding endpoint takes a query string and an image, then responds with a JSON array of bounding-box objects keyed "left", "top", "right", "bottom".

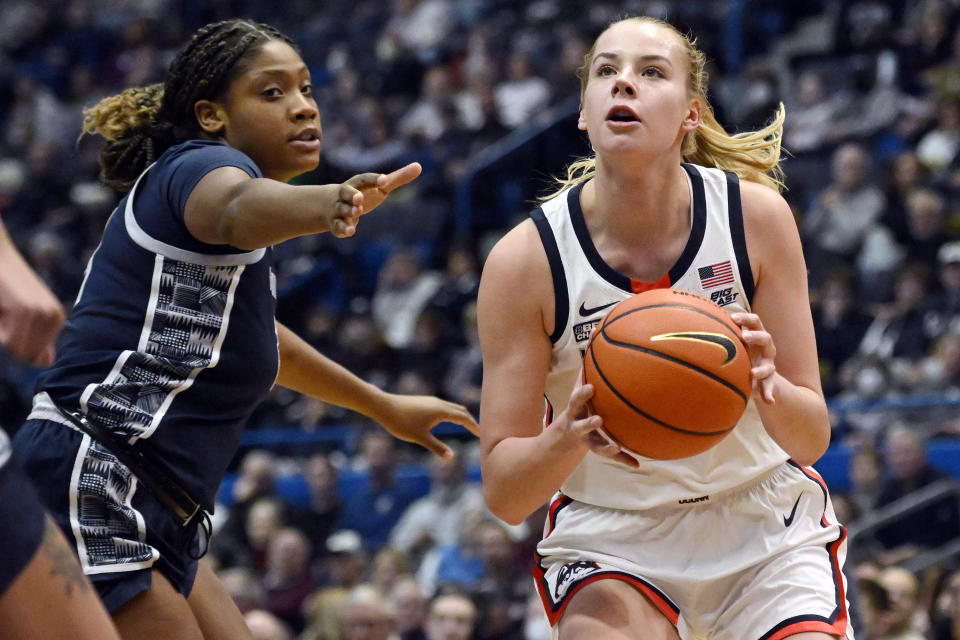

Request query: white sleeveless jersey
[{"left": 533, "top": 164, "right": 788, "bottom": 510}]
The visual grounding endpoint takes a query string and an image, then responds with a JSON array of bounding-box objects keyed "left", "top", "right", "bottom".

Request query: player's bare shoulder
[
  {"left": 738, "top": 179, "right": 797, "bottom": 238},
  {"left": 478, "top": 218, "right": 555, "bottom": 333}
]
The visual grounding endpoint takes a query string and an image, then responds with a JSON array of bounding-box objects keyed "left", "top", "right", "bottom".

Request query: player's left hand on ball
[
  {"left": 730, "top": 312, "right": 777, "bottom": 404},
  {"left": 376, "top": 393, "right": 479, "bottom": 460}
]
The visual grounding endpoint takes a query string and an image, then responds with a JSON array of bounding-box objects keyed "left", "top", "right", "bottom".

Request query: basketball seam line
[{"left": 586, "top": 340, "right": 738, "bottom": 437}]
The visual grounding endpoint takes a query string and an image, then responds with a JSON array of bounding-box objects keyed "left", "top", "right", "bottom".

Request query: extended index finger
[{"left": 378, "top": 162, "right": 422, "bottom": 193}]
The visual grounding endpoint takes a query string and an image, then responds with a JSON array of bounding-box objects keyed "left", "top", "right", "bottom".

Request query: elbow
[{"left": 483, "top": 485, "right": 529, "bottom": 526}]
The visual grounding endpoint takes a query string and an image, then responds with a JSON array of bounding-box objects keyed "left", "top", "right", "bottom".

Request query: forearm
[
  {"left": 220, "top": 179, "right": 342, "bottom": 250},
  {"left": 482, "top": 426, "right": 588, "bottom": 525},
  {"left": 757, "top": 374, "right": 831, "bottom": 466},
  {"left": 275, "top": 321, "right": 389, "bottom": 421}
]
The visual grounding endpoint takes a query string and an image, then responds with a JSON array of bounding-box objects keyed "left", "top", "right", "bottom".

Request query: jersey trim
[
  {"left": 531, "top": 206, "right": 569, "bottom": 344},
  {"left": 125, "top": 167, "right": 266, "bottom": 267},
  {"left": 567, "top": 166, "right": 707, "bottom": 292},
  {"left": 725, "top": 172, "right": 754, "bottom": 305}
]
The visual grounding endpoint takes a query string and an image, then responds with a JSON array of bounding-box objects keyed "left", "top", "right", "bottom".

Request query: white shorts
[{"left": 534, "top": 461, "right": 854, "bottom": 640}]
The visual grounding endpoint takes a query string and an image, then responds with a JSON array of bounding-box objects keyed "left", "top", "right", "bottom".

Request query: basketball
[{"left": 582, "top": 288, "right": 752, "bottom": 460}]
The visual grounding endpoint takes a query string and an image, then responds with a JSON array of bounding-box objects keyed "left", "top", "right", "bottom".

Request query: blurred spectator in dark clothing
[
  {"left": 917, "top": 99, "right": 960, "bottom": 175},
  {"left": 875, "top": 426, "right": 960, "bottom": 554},
  {"left": 288, "top": 452, "right": 343, "bottom": 564},
  {"left": 858, "top": 264, "right": 934, "bottom": 362},
  {"left": 812, "top": 268, "right": 874, "bottom": 396},
  {"left": 899, "top": 187, "right": 952, "bottom": 276},
  {"left": 263, "top": 527, "right": 318, "bottom": 634},
  {"left": 212, "top": 450, "right": 282, "bottom": 569},
  {"left": 880, "top": 152, "right": 930, "bottom": 243},
  {"left": 338, "top": 431, "right": 424, "bottom": 551},
  {"left": 925, "top": 241, "right": 960, "bottom": 340},
  {"left": 302, "top": 529, "right": 368, "bottom": 640}
]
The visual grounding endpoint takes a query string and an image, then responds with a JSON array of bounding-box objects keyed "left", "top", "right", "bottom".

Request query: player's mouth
[
  {"left": 289, "top": 127, "right": 321, "bottom": 151},
  {"left": 606, "top": 105, "right": 641, "bottom": 128}
]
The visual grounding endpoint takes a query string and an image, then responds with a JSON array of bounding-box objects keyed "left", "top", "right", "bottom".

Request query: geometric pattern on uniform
[
  {"left": 77, "top": 438, "right": 155, "bottom": 567},
  {"left": 85, "top": 258, "right": 240, "bottom": 438}
]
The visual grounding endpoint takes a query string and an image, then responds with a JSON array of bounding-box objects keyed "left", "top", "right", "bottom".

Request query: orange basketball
[{"left": 582, "top": 288, "right": 752, "bottom": 460}]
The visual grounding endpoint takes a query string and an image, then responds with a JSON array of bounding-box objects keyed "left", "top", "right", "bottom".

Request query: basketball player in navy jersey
[
  {"left": 478, "top": 17, "right": 852, "bottom": 640},
  {"left": 11, "top": 19, "right": 477, "bottom": 640},
  {"left": 0, "top": 220, "right": 121, "bottom": 638}
]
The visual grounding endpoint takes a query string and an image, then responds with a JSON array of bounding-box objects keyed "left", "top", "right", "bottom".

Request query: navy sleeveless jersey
[{"left": 31, "top": 140, "right": 279, "bottom": 510}]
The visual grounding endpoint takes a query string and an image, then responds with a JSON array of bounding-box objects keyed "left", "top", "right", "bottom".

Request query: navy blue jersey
[{"left": 31, "top": 140, "right": 279, "bottom": 510}]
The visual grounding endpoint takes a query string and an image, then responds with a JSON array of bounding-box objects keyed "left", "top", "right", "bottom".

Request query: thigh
[
  {"left": 112, "top": 568, "right": 204, "bottom": 640},
  {"left": 187, "top": 558, "right": 254, "bottom": 640},
  {"left": 0, "top": 516, "right": 121, "bottom": 640},
  {"left": 558, "top": 579, "right": 680, "bottom": 640}
]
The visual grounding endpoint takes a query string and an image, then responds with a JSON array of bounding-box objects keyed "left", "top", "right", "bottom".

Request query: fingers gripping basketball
[{"left": 582, "top": 288, "right": 752, "bottom": 460}]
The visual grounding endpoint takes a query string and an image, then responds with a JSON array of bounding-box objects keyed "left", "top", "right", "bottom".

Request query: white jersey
[{"left": 533, "top": 164, "right": 788, "bottom": 510}]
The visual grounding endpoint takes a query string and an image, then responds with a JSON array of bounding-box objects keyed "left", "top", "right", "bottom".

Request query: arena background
[{"left": 2, "top": 1, "right": 960, "bottom": 638}]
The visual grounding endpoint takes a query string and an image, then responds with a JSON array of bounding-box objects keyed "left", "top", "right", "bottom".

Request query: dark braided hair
[{"left": 82, "top": 19, "right": 297, "bottom": 191}]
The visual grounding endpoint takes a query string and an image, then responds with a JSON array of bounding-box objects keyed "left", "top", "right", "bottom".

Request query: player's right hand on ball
[{"left": 561, "top": 380, "right": 639, "bottom": 468}]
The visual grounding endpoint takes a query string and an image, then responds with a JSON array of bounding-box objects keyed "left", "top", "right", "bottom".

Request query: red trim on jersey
[
  {"left": 533, "top": 562, "right": 681, "bottom": 627},
  {"left": 783, "top": 460, "right": 850, "bottom": 638},
  {"left": 630, "top": 276, "right": 672, "bottom": 294},
  {"left": 765, "top": 619, "right": 847, "bottom": 640}
]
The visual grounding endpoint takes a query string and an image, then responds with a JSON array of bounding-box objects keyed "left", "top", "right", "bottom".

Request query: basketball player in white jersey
[{"left": 477, "top": 16, "right": 853, "bottom": 640}]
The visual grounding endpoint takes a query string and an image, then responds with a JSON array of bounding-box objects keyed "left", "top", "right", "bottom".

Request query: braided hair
[{"left": 82, "top": 20, "right": 296, "bottom": 191}]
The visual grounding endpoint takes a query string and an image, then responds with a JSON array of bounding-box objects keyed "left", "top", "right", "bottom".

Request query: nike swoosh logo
[
  {"left": 579, "top": 300, "right": 618, "bottom": 317},
  {"left": 783, "top": 493, "right": 803, "bottom": 527},
  {"left": 651, "top": 332, "right": 739, "bottom": 365}
]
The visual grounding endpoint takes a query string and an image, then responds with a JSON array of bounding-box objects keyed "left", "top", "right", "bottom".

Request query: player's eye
[
  {"left": 262, "top": 87, "right": 282, "bottom": 98},
  {"left": 301, "top": 83, "right": 313, "bottom": 96},
  {"left": 596, "top": 64, "right": 617, "bottom": 77},
  {"left": 642, "top": 67, "right": 664, "bottom": 78}
]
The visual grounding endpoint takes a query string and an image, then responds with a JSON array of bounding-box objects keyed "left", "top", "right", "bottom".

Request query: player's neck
[{"left": 587, "top": 158, "right": 690, "bottom": 235}]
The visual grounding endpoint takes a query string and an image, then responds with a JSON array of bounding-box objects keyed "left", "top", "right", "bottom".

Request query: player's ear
[
  {"left": 195, "top": 100, "right": 226, "bottom": 136},
  {"left": 577, "top": 106, "right": 587, "bottom": 131},
  {"left": 681, "top": 97, "right": 701, "bottom": 133}
]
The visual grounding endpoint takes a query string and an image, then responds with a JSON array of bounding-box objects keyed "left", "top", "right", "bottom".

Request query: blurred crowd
[{"left": 3, "top": 0, "right": 960, "bottom": 638}]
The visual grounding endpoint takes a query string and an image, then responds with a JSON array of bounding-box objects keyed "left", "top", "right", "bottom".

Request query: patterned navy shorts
[
  {"left": 12, "top": 419, "right": 200, "bottom": 611},
  {"left": 0, "top": 427, "right": 46, "bottom": 595}
]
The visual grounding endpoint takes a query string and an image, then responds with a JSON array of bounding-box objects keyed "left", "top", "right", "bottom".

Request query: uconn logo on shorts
[{"left": 555, "top": 560, "right": 600, "bottom": 599}]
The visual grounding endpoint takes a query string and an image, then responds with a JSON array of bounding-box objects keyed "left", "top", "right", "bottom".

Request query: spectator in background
[
  {"left": 302, "top": 529, "right": 368, "bottom": 640},
  {"left": 372, "top": 247, "right": 443, "bottom": 350},
  {"left": 389, "top": 444, "right": 486, "bottom": 564},
  {"left": 917, "top": 98, "right": 960, "bottom": 174},
  {"left": 930, "top": 564, "right": 960, "bottom": 640},
  {"left": 858, "top": 264, "right": 934, "bottom": 363},
  {"left": 926, "top": 241, "right": 960, "bottom": 340},
  {"left": 339, "top": 431, "right": 424, "bottom": 552},
  {"left": 262, "top": 527, "right": 317, "bottom": 634},
  {"left": 219, "top": 566, "right": 266, "bottom": 614},
  {"left": 901, "top": 187, "right": 952, "bottom": 275},
  {"left": 783, "top": 67, "right": 840, "bottom": 153},
  {"left": 425, "top": 589, "right": 478, "bottom": 640},
  {"left": 803, "top": 142, "right": 887, "bottom": 287},
  {"left": 444, "top": 301, "right": 483, "bottom": 415},
  {"left": 493, "top": 52, "right": 551, "bottom": 129},
  {"left": 391, "top": 576, "right": 429, "bottom": 640},
  {"left": 211, "top": 449, "right": 281, "bottom": 570},
  {"left": 244, "top": 609, "right": 293, "bottom": 640},
  {"left": 880, "top": 152, "right": 930, "bottom": 242},
  {"left": 876, "top": 566, "right": 927, "bottom": 640},
  {"left": 875, "top": 426, "right": 960, "bottom": 558},
  {"left": 288, "top": 452, "right": 343, "bottom": 564},
  {"left": 812, "top": 268, "right": 874, "bottom": 396},
  {"left": 339, "top": 584, "right": 397, "bottom": 640}
]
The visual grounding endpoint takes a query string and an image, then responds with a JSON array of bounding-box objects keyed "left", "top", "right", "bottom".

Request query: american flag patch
[{"left": 698, "top": 261, "right": 734, "bottom": 288}]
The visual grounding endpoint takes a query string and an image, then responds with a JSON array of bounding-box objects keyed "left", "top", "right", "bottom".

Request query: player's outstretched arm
[
  {"left": 274, "top": 321, "right": 476, "bottom": 459},
  {"left": 0, "top": 222, "right": 65, "bottom": 366},
  {"left": 184, "top": 163, "right": 422, "bottom": 249}
]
